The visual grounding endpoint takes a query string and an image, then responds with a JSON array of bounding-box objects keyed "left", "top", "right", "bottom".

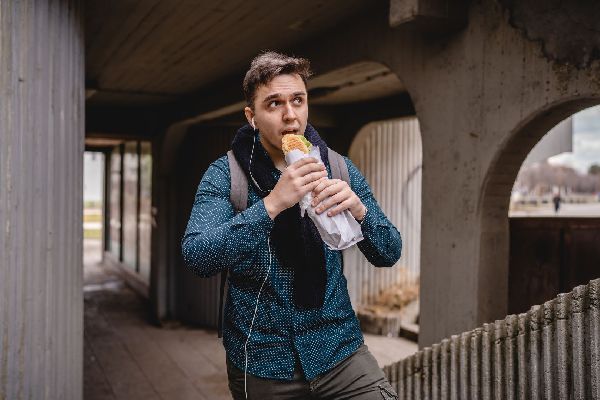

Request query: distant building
[{"left": 522, "top": 117, "right": 573, "bottom": 166}]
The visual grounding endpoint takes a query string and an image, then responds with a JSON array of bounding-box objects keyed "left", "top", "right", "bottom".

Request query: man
[{"left": 182, "top": 52, "right": 402, "bottom": 399}]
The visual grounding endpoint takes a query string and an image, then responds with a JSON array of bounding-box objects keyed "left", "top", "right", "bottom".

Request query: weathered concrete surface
[
  {"left": 500, "top": 0, "right": 600, "bottom": 67},
  {"left": 285, "top": 0, "right": 600, "bottom": 347},
  {"left": 395, "top": 0, "right": 600, "bottom": 347},
  {"left": 0, "top": 0, "right": 84, "bottom": 398},
  {"left": 389, "top": 0, "right": 469, "bottom": 32}
]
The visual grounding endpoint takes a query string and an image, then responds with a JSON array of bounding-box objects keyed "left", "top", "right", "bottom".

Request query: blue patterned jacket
[{"left": 182, "top": 153, "right": 402, "bottom": 381}]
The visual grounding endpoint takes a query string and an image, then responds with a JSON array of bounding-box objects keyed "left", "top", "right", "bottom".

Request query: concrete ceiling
[
  {"left": 85, "top": 0, "right": 386, "bottom": 107},
  {"left": 309, "top": 62, "right": 404, "bottom": 105}
]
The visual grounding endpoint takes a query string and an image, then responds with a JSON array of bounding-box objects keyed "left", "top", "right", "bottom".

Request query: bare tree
[{"left": 514, "top": 161, "right": 600, "bottom": 195}]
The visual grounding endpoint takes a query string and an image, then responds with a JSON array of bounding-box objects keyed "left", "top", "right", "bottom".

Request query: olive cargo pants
[{"left": 226, "top": 344, "right": 398, "bottom": 399}]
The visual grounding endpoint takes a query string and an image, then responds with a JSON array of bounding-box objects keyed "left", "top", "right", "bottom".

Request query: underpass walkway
[{"left": 83, "top": 239, "right": 417, "bottom": 400}]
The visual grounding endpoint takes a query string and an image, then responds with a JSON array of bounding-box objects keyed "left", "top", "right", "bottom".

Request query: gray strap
[
  {"left": 227, "top": 150, "right": 248, "bottom": 212},
  {"left": 229, "top": 149, "right": 346, "bottom": 208},
  {"left": 220, "top": 151, "right": 248, "bottom": 338},
  {"left": 328, "top": 148, "right": 350, "bottom": 184}
]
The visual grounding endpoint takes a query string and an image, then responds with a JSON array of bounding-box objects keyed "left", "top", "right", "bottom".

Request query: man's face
[{"left": 246, "top": 73, "right": 308, "bottom": 156}]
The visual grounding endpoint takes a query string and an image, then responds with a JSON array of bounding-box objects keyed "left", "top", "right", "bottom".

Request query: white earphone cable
[
  {"left": 243, "top": 236, "right": 272, "bottom": 399},
  {"left": 248, "top": 130, "right": 271, "bottom": 194},
  {"left": 242, "top": 124, "right": 274, "bottom": 398}
]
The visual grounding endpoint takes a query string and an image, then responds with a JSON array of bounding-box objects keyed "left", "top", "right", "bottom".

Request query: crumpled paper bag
[{"left": 285, "top": 146, "right": 364, "bottom": 250}]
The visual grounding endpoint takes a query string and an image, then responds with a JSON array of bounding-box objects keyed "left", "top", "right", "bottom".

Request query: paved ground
[
  {"left": 510, "top": 202, "right": 600, "bottom": 217},
  {"left": 83, "top": 239, "right": 417, "bottom": 400}
]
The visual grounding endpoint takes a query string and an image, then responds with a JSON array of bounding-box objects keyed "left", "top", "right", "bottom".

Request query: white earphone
[
  {"left": 244, "top": 116, "right": 270, "bottom": 399},
  {"left": 244, "top": 236, "right": 272, "bottom": 399}
]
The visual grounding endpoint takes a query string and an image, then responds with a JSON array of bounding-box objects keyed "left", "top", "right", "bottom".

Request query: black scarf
[{"left": 231, "top": 123, "right": 329, "bottom": 309}]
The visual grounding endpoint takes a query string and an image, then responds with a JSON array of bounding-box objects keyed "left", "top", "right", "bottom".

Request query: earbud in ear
[{"left": 251, "top": 117, "right": 256, "bottom": 130}]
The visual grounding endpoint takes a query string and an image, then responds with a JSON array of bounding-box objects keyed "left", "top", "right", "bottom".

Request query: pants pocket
[
  {"left": 378, "top": 382, "right": 398, "bottom": 400},
  {"left": 226, "top": 358, "right": 248, "bottom": 399}
]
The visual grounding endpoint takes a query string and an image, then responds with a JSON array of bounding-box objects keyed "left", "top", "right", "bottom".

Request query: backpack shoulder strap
[
  {"left": 227, "top": 150, "right": 248, "bottom": 212},
  {"left": 328, "top": 149, "right": 350, "bottom": 274},
  {"left": 218, "top": 151, "right": 248, "bottom": 338},
  {"left": 328, "top": 148, "right": 350, "bottom": 185}
]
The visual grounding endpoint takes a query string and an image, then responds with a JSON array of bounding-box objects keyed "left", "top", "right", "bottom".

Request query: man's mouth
[{"left": 281, "top": 128, "right": 299, "bottom": 135}]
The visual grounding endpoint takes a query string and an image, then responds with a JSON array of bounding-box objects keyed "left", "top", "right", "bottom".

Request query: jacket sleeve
[
  {"left": 181, "top": 156, "right": 274, "bottom": 277},
  {"left": 345, "top": 157, "right": 402, "bottom": 267}
]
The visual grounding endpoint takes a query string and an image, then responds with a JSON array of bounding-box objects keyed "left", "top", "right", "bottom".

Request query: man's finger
[
  {"left": 313, "top": 179, "right": 335, "bottom": 198},
  {"left": 313, "top": 179, "right": 339, "bottom": 198},
  {"left": 315, "top": 191, "right": 347, "bottom": 214},
  {"left": 301, "top": 170, "right": 327, "bottom": 186},
  {"left": 290, "top": 157, "right": 319, "bottom": 169},
  {"left": 304, "top": 178, "right": 325, "bottom": 193},
  {"left": 327, "top": 198, "right": 353, "bottom": 217},
  {"left": 295, "top": 161, "right": 325, "bottom": 177},
  {"left": 316, "top": 180, "right": 344, "bottom": 201},
  {"left": 312, "top": 180, "right": 334, "bottom": 199}
]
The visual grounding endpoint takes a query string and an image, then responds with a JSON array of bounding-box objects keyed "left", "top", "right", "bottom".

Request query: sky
[
  {"left": 84, "top": 152, "right": 104, "bottom": 202},
  {"left": 548, "top": 105, "right": 600, "bottom": 174}
]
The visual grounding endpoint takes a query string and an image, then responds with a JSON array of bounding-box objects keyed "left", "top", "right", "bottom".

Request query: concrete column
[{"left": 0, "top": 0, "right": 84, "bottom": 398}]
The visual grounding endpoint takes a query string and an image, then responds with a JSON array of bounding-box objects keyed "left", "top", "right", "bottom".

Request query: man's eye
[
  {"left": 268, "top": 101, "right": 279, "bottom": 108},
  {"left": 293, "top": 97, "right": 303, "bottom": 104}
]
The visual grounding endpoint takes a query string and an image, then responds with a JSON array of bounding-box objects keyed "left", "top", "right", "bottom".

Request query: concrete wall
[
  {"left": 332, "top": 0, "right": 600, "bottom": 346},
  {"left": 288, "top": 0, "right": 600, "bottom": 346},
  {"left": 394, "top": 0, "right": 600, "bottom": 347},
  {"left": 393, "top": 0, "right": 600, "bottom": 347},
  {"left": 0, "top": 0, "right": 85, "bottom": 398}
]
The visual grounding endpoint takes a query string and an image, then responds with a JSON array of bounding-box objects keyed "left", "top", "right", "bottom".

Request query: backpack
[{"left": 218, "top": 149, "right": 350, "bottom": 337}]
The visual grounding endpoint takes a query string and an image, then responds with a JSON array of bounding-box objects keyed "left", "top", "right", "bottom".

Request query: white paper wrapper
[{"left": 285, "top": 146, "right": 364, "bottom": 250}]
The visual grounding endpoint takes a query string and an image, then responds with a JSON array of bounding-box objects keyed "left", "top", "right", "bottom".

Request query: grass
[
  {"left": 84, "top": 229, "right": 102, "bottom": 239},
  {"left": 84, "top": 200, "right": 102, "bottom": 208},
  {"left": 83, "top": 214, "right": 102, "bottom": 223}
]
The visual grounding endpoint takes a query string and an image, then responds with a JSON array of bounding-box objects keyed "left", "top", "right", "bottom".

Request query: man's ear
[{"left": 244, "top": 107, "right": 255, "bottom": 129}]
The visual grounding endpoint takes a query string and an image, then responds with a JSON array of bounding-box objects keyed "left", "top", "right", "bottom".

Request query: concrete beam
[
  {"left": 157, "top": 5, "right": 396, "bottom": 130},
  {"left": 389, "top": 0, "right": 469, "bottom": 32},
  {"left": 86, "top": 105, "right": 168, "bottom": 137}
]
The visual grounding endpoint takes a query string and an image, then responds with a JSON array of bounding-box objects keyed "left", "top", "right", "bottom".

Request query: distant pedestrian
[{"left": 553, "top": 193, "right": 561, "bottom": 213}]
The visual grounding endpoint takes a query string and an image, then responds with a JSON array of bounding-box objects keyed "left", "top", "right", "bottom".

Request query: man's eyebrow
[{"left": 262, "top": 91, "right": 307, "bottom": 103}]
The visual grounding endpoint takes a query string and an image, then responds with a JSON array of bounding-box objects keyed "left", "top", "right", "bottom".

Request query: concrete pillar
[{"left": 0, "top": 0, "right": 84, "bottom": 398}]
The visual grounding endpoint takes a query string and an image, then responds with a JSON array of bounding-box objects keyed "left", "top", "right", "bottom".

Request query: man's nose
[{"left": 282, "top": 102, "right": 296, "bottom": 120}]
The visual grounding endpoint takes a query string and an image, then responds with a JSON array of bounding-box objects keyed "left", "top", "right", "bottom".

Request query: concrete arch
[
  {"left": 307, "top": 60, "right": 418, "bottom": 158},
  {"left": 478, "top": 96, "right": 600, "bottom": 323}
]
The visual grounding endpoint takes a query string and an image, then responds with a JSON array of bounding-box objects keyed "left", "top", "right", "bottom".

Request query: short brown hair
[{"left": 243, "top": 51, "right": 312, "bottom": 109}]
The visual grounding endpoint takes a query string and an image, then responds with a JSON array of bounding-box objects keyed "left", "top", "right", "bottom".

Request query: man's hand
[
  {"left": 311, "top": 179, "right": 366, "bottom": 220},
  {"left": 263, "top": 157, "right": 327, "bottom": 219}
]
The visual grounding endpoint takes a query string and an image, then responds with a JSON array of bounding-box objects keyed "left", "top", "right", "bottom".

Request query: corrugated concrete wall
[
  {"left": 344, "top": 118, "right": 422, "bottom": 307},
  {"left": 175, "top": 125, "right": 236, "bottom": 327},
  {"left": 0, "top": 1, "right": 84, "bottom": 398},
  {"left": 384, "top": 278, "right": 600, "bottom": 399}
]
